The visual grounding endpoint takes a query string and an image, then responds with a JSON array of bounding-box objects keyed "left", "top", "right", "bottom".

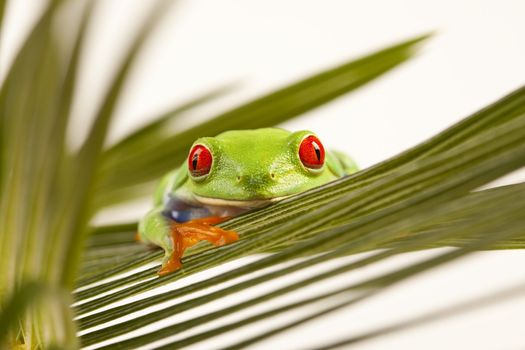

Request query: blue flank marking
[{"left": 162, "top": 196, "right": 212, "bottom": 223}]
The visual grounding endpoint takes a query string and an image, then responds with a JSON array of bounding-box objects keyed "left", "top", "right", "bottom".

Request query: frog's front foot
[{"left": 157, "top": 216, "right": 239, "bottom": 276}]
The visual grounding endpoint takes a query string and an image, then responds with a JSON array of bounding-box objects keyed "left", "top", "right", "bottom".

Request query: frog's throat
[{"left": 191, "top": 194, "right": 289, "bottom": 209}]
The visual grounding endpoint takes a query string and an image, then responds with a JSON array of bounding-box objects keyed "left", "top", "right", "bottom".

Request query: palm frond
[
  {"left": 79, "top": 183, "right": 525, "bottom": 347},
  {"left": 0, "top": 0, "right": 6, "bottom": 45},
  {"left": 0, "top": 0, "right": 169, "bottom": 346},
  {"left": 57, "top": 0, "right": 173, "bottom": 287},
  {"left": 0, "top": 282, "right": 45, "bottom": 344},
  {"left": 74, "top": 87, "right": 525, "bottom": 348}
]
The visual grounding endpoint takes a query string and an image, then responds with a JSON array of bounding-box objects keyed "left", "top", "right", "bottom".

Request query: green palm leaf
[{"left": 76, "top": 87, "right": 525, "bottom": 347}]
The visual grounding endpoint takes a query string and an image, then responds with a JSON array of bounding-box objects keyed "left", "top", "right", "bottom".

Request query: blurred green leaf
[
  {"left": 0, "top": 282, "right": 44, "bottom": 345},
  {"left": 0, "top": 0, "right": 91, "bottom": 346},
  {"left": 0, "top": 0, "right": 6, "bottom": 45},
  {"left": 58, "top": 0, "right": 173, "bottom": 287},
  {"left": 97, "top": 34, "right": 431, "bottom": 205},
  {"left": 0, "top": 0, "right": 171, "bottom": 346},
  {"left": 107, "top": 83, "right": 238, "bottom": 155},
  {"left": 41, "top": 0, "right": 94, "bottom": 284},
  {"left": 0, "top": 0, "right": 62, "bottom": 291}
]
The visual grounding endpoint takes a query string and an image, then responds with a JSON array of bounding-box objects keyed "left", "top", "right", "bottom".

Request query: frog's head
[{"left": 184, "top": 128, "right": 338, "bottom": 207}]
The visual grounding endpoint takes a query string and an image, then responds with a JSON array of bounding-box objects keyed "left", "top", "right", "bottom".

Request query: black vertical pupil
[
  {"left": 192, "top": 151, "right": 199, "bottom": 170},
  {"left": 312, "top": 141, "right": 321, "bottom": 161}
]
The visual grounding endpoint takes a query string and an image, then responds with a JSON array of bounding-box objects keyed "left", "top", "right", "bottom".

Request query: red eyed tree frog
[{"left": 137, "top": 128, "right": 358, "bottom": 275}]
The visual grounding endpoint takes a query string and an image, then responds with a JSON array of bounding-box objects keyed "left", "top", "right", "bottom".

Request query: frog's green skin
[{"left": 138, "top": 128, "right": 357, "bottom": 264}]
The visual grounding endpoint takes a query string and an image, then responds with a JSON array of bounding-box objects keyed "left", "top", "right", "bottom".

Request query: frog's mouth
[{"left": 192, "top": 194, "right": 289, "bottom": 209}]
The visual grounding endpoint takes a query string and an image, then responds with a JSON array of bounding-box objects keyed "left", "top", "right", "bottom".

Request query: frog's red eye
[
  {"left": 299, "top": 135, "right": 325, "bottom": 170},
  {"left": 188, "top": 144, "right": 212, "bottom": 177}
]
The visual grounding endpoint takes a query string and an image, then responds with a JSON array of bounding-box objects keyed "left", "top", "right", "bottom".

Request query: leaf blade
[{"left": 97, "top": 34, "right": 432, "bottom": 200}]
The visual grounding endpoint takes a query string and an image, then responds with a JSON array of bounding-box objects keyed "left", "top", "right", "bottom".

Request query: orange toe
[
  {"left": 158, "top": 257, "right": 182, "bottom": 276},
  {"left": 157, "top": 216, "right": 239, "bottom": 276}
]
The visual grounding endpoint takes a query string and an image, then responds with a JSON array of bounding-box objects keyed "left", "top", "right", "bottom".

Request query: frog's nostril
[
  {"left": 270, "top": 172, "right": 275, "bottom": 179},
  {"left": 236, "top": 175, "right": 242, "bottom": 182}
]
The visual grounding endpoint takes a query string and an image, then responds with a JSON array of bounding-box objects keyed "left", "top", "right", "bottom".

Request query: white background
[{"left": 3, "top": 0, "right": 525, "bottom": 349}]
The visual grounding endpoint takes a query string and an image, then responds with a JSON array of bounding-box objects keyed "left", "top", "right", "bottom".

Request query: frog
[{"left": 137, "top": 128, "right": 358, "bottom": 275}]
